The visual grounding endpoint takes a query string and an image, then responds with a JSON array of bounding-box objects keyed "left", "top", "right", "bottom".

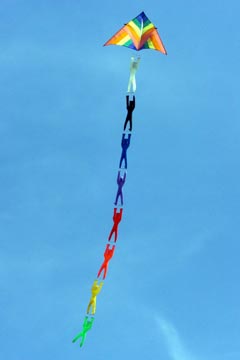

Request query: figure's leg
[
  {"left": 80, "top": 333, "right": 86, "bottom": 347},
  {"left": 72, "top": 331, "right": 83, "bottom": 343},
  {"left": 119, "top": 153, "right": 124, "bottom": 168},
  {"left": 120, "top": 191, "right": 123, "bottom": 206},
  {"left": 123, "top": 117, "right": 128, "bottom": 131},
  {"left": 124, "top": 155, "right": 127, "bottom": 169},
  {"left": 97, "top": 264, "right": 104, "bottom": 278},
  {"left": 120, "top": 154, "right": 127, "bottom": 169},
  {"left": 132, "top": 76, "right": 136, "bottom": 93},
  {"left": 108, "top": 226, "right": 115, "bottom": 241},
  {"left": 129, "top": 120, "right": 132, "bottom": 132},
  {"left": 114, "top": 227, "right": 118, "bottom": 242},
  {"left": 114, "top": 191, "right": 120, "bottom": 205},
  {"left": 87, "top": 300, "right": 93, "bottom": 314},
  {"left": 92, "top": 300, "right": 96, "bottom": 315},
  {"left": 127, "top": 74, "right": 133, "bottom": 93},
  {"left": 103, "top": 264, "right": 107, "bottom": 279}
]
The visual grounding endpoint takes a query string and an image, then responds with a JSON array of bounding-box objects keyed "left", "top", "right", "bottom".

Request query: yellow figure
[{"left": 87, "top": 280, "right": 104, "bottom": 315}]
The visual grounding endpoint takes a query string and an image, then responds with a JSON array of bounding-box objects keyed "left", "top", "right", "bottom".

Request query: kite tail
[{"left": 73, "top": 57, "right": 138, "bottom": 348}]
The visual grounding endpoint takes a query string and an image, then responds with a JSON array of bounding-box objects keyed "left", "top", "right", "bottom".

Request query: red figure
[
  {"left": 97, "top": 244, "right": 116, "bottom": 279},
  {"left": 108, "top": 208, "right": 123, "bottom": 242}
]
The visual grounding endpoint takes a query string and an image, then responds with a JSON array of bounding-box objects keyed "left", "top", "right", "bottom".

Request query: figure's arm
[
  {"left": 109, "top": 245, "right": 115, "bottom": 258},
  {"left": 106, "top": 244, "right": 115, "bottom": 259},
  {"left": 89, "top": 317, "right": 94, "bottom": 327},
  {"left": 133, "top": 96, "right": 135, "bottom": 108},
  {"left": 98, "top": 281, "right": 104, "bottom": 292},
  {"left": 117, "top": 170, "right": 120, "bottom": 183},
  {"left": 126, "top": 95, "right": 129, "bottom": 109},
  {"left": 85, "top": 317, "right": 95, "bottom": 331},
  {"left": 126, "top": 134, "right": 131, "bottom": 147},
  {"left": 86, "top": 299, "right": 93, "bottom": 314},
  {"left": 91, "top": 280, "right": 98, "bottom": 292},
  {"left": 121, "top": 133, "right": 125, "bottom": 146},
  {"left": 130, "top": 56, "right": 134, "bottom": 68}
]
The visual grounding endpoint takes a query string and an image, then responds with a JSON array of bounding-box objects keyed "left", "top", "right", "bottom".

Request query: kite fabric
[
  {"left": 73, "top": 11, "right": 167, "bottom": 348},
  {"left": 104, "top": 11, "right": 167, "bottom": 54}
]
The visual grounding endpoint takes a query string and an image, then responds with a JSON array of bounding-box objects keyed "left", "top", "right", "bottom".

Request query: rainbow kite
[
  {"left": 104, "top": 11, "right": 167, "bottom": 54},
  {"left": 73, "top": 11, "right": 167, "bottom": 348}
]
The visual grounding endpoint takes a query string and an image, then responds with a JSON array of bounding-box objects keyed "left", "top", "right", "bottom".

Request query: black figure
[
  {"left": 124, "top": 95, "right": 135, "bottom": 131},
  {"left": 119, "top": 133, "right": 131, "bottom": 169}
]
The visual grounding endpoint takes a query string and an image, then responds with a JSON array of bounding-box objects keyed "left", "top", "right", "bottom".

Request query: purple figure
[
  {"left": 124, "top": 95, "right": 135, "bottom": 131},
  {"left": 114, "top": 170, "right": 127, "bottom": 206},
  {"left": 119, "top": 133, "right": 131, "bottom": 169}
]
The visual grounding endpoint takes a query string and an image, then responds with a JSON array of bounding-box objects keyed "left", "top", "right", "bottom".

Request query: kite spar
[{"left": 72, "top": 11, "right": 167, "bottom": 347}]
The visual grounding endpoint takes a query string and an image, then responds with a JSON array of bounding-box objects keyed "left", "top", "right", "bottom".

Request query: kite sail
[
  {"left": 104, "top": 11, "right": 167, "bottom": 54},
  {"left": 73, "top": 11, "right": 167, "bottom": 348}
]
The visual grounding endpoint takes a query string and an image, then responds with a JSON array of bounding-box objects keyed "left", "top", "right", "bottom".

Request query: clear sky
[{"left": 1, "top": 1, "right": 240, "bottom": 359}]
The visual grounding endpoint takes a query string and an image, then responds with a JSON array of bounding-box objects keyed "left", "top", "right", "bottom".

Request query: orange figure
[
  {"left": 108, "top": 208, "right": 123, "bottom": 242},
  {"left": 97, "top": 244, "right": 116, "bottom": 279}
]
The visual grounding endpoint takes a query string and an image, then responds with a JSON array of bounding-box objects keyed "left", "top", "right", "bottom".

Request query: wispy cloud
[
  {"left": 156, "top": 316, "right": 199, "bottom": 360},
  {"left": 179, "top": 230, "right": 209, "bottom": 260}
]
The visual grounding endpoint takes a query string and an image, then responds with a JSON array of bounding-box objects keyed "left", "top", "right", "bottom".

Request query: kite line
[{"left": 72, "top": 11, "right": 167, "bottom": 348}]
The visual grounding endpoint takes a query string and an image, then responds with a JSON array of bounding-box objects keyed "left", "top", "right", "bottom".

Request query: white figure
[{"left": 127, "top": 56, "right": 140, "bottom": 93}]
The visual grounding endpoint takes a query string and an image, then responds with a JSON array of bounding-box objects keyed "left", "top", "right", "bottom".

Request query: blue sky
[{"left": 1, "top": 1, "right": 240, "bottom": 359}]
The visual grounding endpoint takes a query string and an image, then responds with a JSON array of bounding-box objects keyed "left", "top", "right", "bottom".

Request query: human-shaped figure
[
  {"left": 124, "top": 95, "right": 135, "bottom": 131},
  {"left": 97, "top": 244, "right": 116, "bottom": 280},
  {"left": 108, "top": 207, "right": 123, "bottom": 242},
  {"left": 119, "top": 133, "right": 131, "bottom": 169},
  {"left": 114, "top": 170, "right": 127, "bottom": 206},
  {"left": 87, "top": 279, "right": 104, "bottom": 315},
  {"left": 72, "top": 316, "right": 94, "bottom": 347},
  {"left": 127, "top": 56, "right": 140, "bottom": 93}
]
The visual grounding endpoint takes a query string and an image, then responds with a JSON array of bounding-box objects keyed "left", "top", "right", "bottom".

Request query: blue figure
[
  {"left": 114, "top": 170, "right": 127, "bottom": 206},
  {"left": 119, "top": 133, "right": 131, "bottom": 169}
]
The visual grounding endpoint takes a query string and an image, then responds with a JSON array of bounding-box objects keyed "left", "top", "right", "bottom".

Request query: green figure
[{"left": 72, "top": 316, "right": 94, "bottom": 347}]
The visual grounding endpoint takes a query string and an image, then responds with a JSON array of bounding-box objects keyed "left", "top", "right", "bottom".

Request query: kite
[
  {"left": 104, "top": 11, "right": 167, "bottom": 54},
  {"left": 104, "top": 11, "right": 167, "bottom": 93},
  {"left": 73, "top": 11, "right": 167, "bottom": 347}
]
